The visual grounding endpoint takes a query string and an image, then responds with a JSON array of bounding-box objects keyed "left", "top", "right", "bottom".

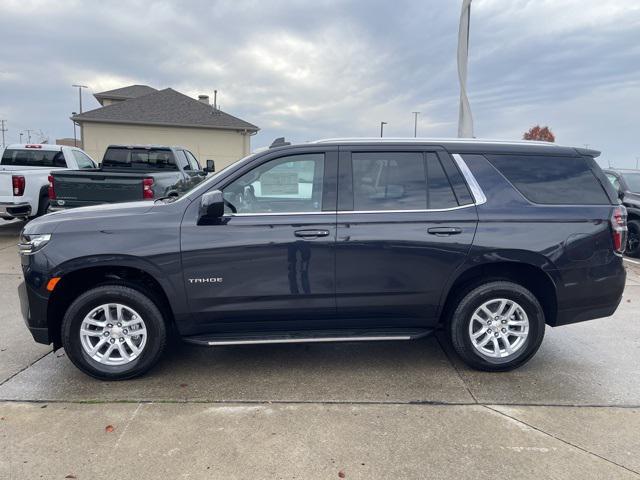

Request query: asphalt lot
[{"left": 0, "top": 219, "right": 639, "bottom": 479}]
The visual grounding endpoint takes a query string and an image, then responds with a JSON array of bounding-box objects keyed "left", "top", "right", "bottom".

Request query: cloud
[{"left": 0, "top": 0, "right": 639, "bottom": 166}]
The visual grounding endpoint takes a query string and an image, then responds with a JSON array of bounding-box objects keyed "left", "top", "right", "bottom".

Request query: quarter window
[
  {"left": 72, "top": 150, "right": 96, "bottom": 169},
  {"left": 486, "top": 155, "right": 610, "bottom": 205},
  {"left": 223, "top": 153, "right": 324, "bottom": 214},
  {"left": 185, "top": 151, "right": 201, "bottom": 171},
  {"left": 352, "top": 152, "right": 427, "bottom": 211}
]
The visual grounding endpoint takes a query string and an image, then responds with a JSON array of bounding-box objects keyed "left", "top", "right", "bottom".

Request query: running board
[{"left": 183, "top": 328, "right": 434, "bottom": 346}]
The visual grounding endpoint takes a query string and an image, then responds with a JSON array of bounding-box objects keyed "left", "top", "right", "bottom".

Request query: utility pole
[
  {"left": 72, "top": 112, "right": 77, "bottom": 147},
  {"left": 380, "top": 121, "right": 387, "bottom": 138},
  {"left": 412, "top": 112, "right": 420, "bottom": 137},
  {"left": 72, "top": 84, "right": 88, "bottom": 113},
  {"left": 25, "top": 129, "right": 33, "bottom": 143},
  {"left": 0, "top": 120, "right": 6, "bottom": 148}
]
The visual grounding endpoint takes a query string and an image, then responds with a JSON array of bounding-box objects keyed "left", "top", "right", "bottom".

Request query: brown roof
[{"left": 74, "top": 88, "right": 259, "bottom": 132}]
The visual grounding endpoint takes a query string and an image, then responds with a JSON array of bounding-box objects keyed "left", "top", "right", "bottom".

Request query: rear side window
[
  {"left": 352, "top": 152, "right": 427, "bottom": 210},
  {"left": 486, "top": 155, "right": 610, "bottom": 205},
  {"left": 103, "top": 148, "right": 177, "bottom": 170},
  {"left": 1, "top": 148, "right": 66, "bottom": 167}
]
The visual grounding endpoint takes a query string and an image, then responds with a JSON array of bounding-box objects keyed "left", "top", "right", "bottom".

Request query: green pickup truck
[{"left": 49, "top": 145, "right": 213, "bottom": 210}]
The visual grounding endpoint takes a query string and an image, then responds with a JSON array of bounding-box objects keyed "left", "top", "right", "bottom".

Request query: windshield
[
  {"left": 103, "top": 147, "right": 177, "bottom": 170},
  {"left": 1, "top": 148, "right": 66, "bottom": 167},
  {"left": 622, "top": 172, "right": 640, "bottom": 193}
]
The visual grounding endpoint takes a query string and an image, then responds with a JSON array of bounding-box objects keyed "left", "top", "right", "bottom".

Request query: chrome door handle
[
  {"left": 294, "top": 229, "right": 330, "bottom": 238},
  {"left": 428, "top": 227, "right": 462, "bottom": 236}
]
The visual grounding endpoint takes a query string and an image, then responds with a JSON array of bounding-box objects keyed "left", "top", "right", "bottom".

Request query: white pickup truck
[{"left": 0, "top": 144, "right": 97, "bottom": 220}]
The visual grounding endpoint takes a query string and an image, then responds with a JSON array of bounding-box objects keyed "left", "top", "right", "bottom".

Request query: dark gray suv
[{"left": 18, "top": 138, "right": 627, "bottom": 380}]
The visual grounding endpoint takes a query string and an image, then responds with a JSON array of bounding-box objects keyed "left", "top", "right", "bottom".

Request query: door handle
[
  {"left": 428, "top": 227, "right": 463, "bottom": 236},
  {"left": 294, "top": 229, "right": 330, "bottom": 238}
]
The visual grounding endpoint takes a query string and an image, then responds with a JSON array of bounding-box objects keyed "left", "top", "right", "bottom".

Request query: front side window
[
  {"left": 606, "top": 173, "right": 621, "bottom": 191},
  {"left": 185, "top": 151, "right": 201, "bottom": 171},
  {"left": 352, "top": 152, "right": 427, "bottom": 211},
  {"left": 621, "top": 172, "right": 640, "bottom": 193},
  {"left": 223, "top": 153, "right": 324, "bottom": 214},
  {"left": 72, "top": 150, "right": 95, "bottom": 169},
  {"left": 176, "top": 151, "right": 190, "bottom": 170}
]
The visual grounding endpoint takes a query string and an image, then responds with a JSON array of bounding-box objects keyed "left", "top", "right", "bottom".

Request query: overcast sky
[{"left": 1, "top": 0, "right": 639, "bottom": 167}]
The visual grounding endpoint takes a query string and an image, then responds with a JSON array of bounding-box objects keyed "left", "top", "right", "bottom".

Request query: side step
[{"left": 183, "top": 328, "right": 434, "bottom": 346}]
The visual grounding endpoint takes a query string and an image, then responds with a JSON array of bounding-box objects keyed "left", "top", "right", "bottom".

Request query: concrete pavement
[{"left": 0, "top": 220, "right": 639, "bottom": 479}]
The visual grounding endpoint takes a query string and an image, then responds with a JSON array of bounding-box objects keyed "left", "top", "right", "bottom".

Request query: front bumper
[
  {"left": 18, "top": 278, "right": 52, "bottom": 345},
  {"left": 0, "top": 201, "right": 31, "bottom": 218}
]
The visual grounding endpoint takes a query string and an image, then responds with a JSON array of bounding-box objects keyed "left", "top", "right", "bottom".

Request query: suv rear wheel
[
  {"left": 449, "top": 281, "right": 545, "bottom": 371},
  {"left": 61, "top": 285, "right": 167, "bottom": 380}
]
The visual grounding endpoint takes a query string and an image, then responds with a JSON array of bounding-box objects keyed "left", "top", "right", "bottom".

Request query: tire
[
  {"left": 61, "top": 284, "right": 167, "bottom": 380},
  {"left": 626, "top": 220, "right": 640, "bottom": 258},
  {"left": 449, "top": 281, "right": 545, "bottom": 372}
]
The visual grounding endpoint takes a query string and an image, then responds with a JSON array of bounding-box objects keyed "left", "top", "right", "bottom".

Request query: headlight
[{"left": 18, "top": 233, "right": 52, "bottom": 255}]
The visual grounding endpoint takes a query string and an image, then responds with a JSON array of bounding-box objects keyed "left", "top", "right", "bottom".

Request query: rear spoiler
[{"left": 575, "top": 147, "right": 601, "bottom": 158}]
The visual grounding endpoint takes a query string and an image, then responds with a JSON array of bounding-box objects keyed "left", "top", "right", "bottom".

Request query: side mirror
[
  {"left": 618, "top": 190, "right": 625, "bottom": 201},
  {"left": 205, "top": 159, "right": 215, "bottom": 173},
  {"left": 199, "top": 190, "right": 224, "bottom": 222}
]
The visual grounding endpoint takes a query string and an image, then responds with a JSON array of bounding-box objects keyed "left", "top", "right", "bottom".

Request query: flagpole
[{"left": 457, "top": 0, "right": 474, "bottom": 138}]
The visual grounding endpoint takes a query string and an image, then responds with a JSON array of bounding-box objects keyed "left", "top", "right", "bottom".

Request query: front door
[
  {"left": 180, "top": 148, "right": 338, "bottom": 334},
  {"left": 335, "top": 147, "right": 478, "bottom": 326}
]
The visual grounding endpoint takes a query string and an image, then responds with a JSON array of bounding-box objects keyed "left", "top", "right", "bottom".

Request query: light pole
[
  {"left": 71, "top": 112, "right": 77, "bottom": 147},
  {"left": 19, "top": 132, "right": 23, "bottom": 144},
  {"left": 380, "top": 121, "right": 387, "bottom": 138},
  {"left": 72, "top": 84, "right": 88, "bottom": 113},
  {"left": 636, "top": 156, "right": 639, "bottom": 170},
  {"left": 412, "top": 112, "right": 420, "bottom": 137}
]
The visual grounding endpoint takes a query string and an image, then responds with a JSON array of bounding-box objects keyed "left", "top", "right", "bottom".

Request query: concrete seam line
[
  {"left": 434, "top": 333, "right": 479, "bottom": 404},
  {"left": 484, "top": 405, "right": 640, "bottom": 477},
  {"left": 0, "top": 350, "right": 53, "bottom": 387},
  {"left": 3, "top": 399, "right": 639, "bottom": 408}
]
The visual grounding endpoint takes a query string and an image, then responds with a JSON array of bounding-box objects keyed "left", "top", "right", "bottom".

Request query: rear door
[
  {"left": 180, "top": 146, "right": 338, "bottom": 332},
  {"left": 335, "top": 146, "right": 478, "bottom": 325}
]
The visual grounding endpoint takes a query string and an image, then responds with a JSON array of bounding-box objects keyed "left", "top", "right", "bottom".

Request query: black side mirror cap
[
  {"left": 619, "top": 190, "right": 625, "bottom": 201},
  {"left": 198, "top": 190, "right": 224, "bottom": 222},
  {"left": 205, "top": 159, "right": 215, "bottom": 173}
]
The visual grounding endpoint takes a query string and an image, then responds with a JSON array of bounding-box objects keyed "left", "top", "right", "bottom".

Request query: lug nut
[
  {"left": 109, "top": 338, "right": 115, "bottom": 344},
  {"left": 119, "top": 337, "right": 125, "bottom": 342},
  {"left": 107, "top": 324, "right": 113, "bottom": 328},
  {"left": 501, "top": 328, "right": 507, "bottom": 333},
  {"left": 486, "top": 328, "right": 492, "bottom": 333},
  {"left": 123, "top": 329, "right": 128, "bottom": 334},
  {"left": 494, "top": 332, "right": 499, "bottom": 337},
  {"left": 117, "top": 323, "right": 122, "bottom": 327},
  {"left": 104, "top": 331, "right": 109, "bottom": 337},
  {"left": 501, "top": 319, "right": 507, "bottom": 324}
]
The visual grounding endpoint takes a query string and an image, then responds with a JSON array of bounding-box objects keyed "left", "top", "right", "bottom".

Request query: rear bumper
[
  {"left": 0, "top": 201, "right": 31, "bottom": 218},
  {"left": 551, "top": 256, "right": 626, "bottom": 327}
]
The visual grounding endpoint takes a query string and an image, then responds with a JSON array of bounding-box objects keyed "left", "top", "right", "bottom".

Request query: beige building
[{"left": 72, "top": 85, "right": 258, "bottom": 168}]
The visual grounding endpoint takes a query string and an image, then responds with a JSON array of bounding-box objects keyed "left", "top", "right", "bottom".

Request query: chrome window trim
[
  {"left": 223, "top": 211, "right": 332, "bottom": 217},
  {"left": 223, "top": 204, "right": 475, "bottom": 217},
  {"left": 451, "top": 153, "right": 487, "bottom": 206},
  {"left": 312, "top": 137, "right": 558, "bottom": 147}
]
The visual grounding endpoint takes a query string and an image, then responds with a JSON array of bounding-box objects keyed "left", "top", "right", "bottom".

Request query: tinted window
[
  {"left": 606, "top": 173, "right": 621, "bottom": 191},
  {"left": 427, "top": 153, "right": 458, "bottom": 209},
  {"left": 621, "top": 172, "right": 640, "bottom": 193},
  {"left": 102, "top": 148, "right": 177, "bottom": 170},
  {"left": 223, "top": 153, "right": 324, "bottom": 214},
  {"left": 486, "top": 155, "right": 610, "bottom": 205},
  {"left": 440, "top": 154, "right": 473, "bottom": 205},
  {"left": 72, "top": 150, "right": 95, "bottom": 169},
  {"left": 352, "top": 152, "right": 426, "bottom": 211},
  {"left": 1, "top": 148, "right": 66, "bottom": 167}
]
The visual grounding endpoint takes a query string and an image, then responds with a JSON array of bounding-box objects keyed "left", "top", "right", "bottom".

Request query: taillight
[
  {"left": 611, "top": 205, "right": 628, "bottom": 254},
  {"left": 48, "top": 175, "right": 56, "bottom": 200},
  {"left": 142, "top": 177, "right": 154, "bottom": 199},
  {"left": 12, "top": 175, "right": 25, "bottom": 196}
]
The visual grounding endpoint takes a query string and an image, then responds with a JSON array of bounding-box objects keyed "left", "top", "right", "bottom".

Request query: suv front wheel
[
  {"left": 449, "top": 281, "right": 545, "bottom": 371},
  {"left": 61, "top": 285, "right": 167, "bottom": 380}
]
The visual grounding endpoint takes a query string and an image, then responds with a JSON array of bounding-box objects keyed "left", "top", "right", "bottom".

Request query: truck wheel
[
  {"left": 626, "top": 220, "right": 640, "bottom": 258},
  {"left": 449, "top": 281, "right": 545, "bottom": 372},
  {"left": 61, "top": 285, "right": 167, "bottom": 380}
]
